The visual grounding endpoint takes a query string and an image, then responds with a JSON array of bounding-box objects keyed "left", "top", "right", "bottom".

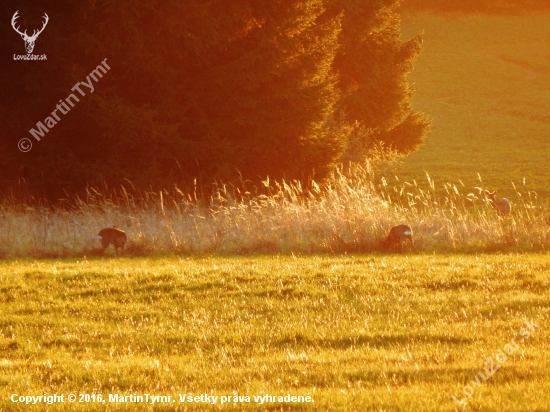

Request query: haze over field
[{"left": 398, "top": 13, "right": 550, "bottom": 197}]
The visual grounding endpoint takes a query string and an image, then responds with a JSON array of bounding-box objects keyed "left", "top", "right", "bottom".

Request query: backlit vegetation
[{"left": 0, "top": 163, "right": 547, "bottom": 258}]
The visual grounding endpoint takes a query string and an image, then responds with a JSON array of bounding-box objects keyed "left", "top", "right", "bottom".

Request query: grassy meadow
[
  {"left": 2, "top": 10, "right": 550, "bottom": 412},
  {"left": 399, "top": 12, "right": 550, "bottom": 198},
  {"left": 1, "top": 255, "right": 549, "bottom": 411},
  {"left": 0, "top": 166, "right": 548, "bottom": 258}
]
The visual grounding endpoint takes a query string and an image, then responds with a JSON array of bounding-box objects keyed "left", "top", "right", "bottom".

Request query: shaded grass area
[
  {"left": 399, "top": 12, "right": 550, "bottom": 198},
  {"left": 0, "top": 254, "right": 549, "bottom": 410}
]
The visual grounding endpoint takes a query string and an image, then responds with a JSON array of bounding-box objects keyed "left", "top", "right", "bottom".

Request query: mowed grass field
[
  {"left": 399, "top": 12, "right": 550, "bottom": 198},
  {"left": 1, "top": 255, "right": 549, "bottom": 411}
]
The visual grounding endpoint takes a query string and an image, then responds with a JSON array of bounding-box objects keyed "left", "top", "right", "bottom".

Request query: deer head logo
[{"left": 11, "top": 11, "right": 49, "bottom": 54}]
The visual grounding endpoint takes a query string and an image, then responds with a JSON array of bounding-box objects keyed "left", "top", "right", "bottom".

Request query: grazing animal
[
  {"left": 97, "top": 227, "right": 127, "bottom": 256},
  {"left": 485, "top": 190, "right": 511, "bottom": 216},
  {"left": 380, "top": 225, "right": 413, "bottom": 253}
]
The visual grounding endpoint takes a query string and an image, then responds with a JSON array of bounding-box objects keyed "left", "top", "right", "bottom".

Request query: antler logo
[{"left": 11, "top": 10, "right": 49, "bottom": 54}]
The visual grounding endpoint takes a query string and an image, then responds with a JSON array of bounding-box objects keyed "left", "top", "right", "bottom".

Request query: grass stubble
[{"left": 0, "top": 254, "right": 549, "bottom": 411}]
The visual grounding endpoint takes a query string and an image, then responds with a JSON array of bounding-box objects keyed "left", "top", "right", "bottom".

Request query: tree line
[{"left": 0, "top": 0, "right": 429, "bottom": 200}]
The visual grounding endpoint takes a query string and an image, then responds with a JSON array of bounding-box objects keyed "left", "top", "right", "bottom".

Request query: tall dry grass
[{"left": 0, "top": 163, "right": 548, "bottom": 258}]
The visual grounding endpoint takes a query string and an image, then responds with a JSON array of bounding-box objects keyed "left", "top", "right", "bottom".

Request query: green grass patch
[
  {"left": 0, "top": 255, "right": 549, "bottom": 410},
  {"left": 399, "top": 12, "right": 550, "bottom": 198}
]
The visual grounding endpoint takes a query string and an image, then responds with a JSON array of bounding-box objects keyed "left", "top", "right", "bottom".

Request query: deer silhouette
[
  {"left": 11, "top": 11, "right": 49, "bottom": 54},
  {"left": 380, "top": 225, "right": 413, "bottom": 253},
  {"left": 485, "top": 190, "right": 511, "bottom": 217},
  {"left": 97, "top": 227, "right": 127, "bottom": 256}
]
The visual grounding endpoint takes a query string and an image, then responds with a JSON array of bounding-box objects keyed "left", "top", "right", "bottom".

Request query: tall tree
[
  {"left": 0, "top": 0, "right": 428, "bottom": 199},
  {"left": 328, "top": 0, "right": 429, "bottom": 161}
]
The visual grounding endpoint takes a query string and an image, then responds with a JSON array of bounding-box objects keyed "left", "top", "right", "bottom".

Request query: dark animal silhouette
[
  {"left": 380, "top": 225, "right": 413, "bottom": 253},
  {"left": 97, "top": 227, "right": 127, "bottom": 256}
]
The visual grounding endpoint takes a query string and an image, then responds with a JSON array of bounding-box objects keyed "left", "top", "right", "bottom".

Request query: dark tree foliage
[
  {"left": 328, "top": 0, "right": 429, "bottom": 158},
  {"left": 0, "top": 0, "right": 428, "bottom": 199}
]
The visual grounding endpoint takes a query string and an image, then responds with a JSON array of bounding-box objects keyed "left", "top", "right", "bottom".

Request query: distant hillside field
[{"left": 398, "top": 13, "right": 550, "bottom": 198}]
